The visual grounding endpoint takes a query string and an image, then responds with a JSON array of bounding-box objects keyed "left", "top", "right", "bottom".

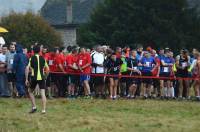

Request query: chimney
[{"left": 67, "top": 0, "right": 73, "bottom": 23}]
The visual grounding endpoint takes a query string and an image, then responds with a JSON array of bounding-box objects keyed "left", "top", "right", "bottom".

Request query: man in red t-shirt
[
  {"left": 77, "top": 47, "right": 92, "bottom": 98},
  {"left": 54, "top": 47, "right": 67, "bottom": 97},
  {"left": 66, "top": 47, "right": 79, "bottom": 98}
]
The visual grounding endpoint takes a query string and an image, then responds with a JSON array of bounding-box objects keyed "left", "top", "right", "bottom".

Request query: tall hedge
[{"left": 78, "top": 0, "right": 200, "bottom": 51}]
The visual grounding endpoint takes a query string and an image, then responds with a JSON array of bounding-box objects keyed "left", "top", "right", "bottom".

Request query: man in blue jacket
[{"left": 13, "top": 44, "right": 28, "bottom": 97}]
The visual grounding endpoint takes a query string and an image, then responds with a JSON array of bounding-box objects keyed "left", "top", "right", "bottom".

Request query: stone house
[{"left": 41, "top": 0, "right": 103, "bottom": 47}]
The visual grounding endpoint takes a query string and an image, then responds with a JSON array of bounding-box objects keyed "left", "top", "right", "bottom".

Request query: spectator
[
  {"left": 0, "top": 46, "right": 10, "bottom": 97},
  {"left": 105, "top": 53, "right": 123, "bottom": 100},
  {"left": 6, "top": 43, "right": 17, "bottom": 97},
  {"left": 77, "top": 47, "right": 92, "bottom": 99},
  {"left": 175, "top": 49, "right": 190, "bottom": 99},
  {"left": 13, "top": 44, "right": 28, "bottom": 97},
  {"left": 91, "top": 45, "right": 105, "bottom": 98}
]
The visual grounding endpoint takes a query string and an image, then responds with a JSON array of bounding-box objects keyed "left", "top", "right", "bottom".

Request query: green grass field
[{"left": 0, "top": 98, "right": 200, "bottom": 132}]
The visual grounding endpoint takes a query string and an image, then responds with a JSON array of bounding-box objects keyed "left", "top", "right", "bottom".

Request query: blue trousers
[{"left": 16, "top": 75, "right": 26, "bottom": 96}]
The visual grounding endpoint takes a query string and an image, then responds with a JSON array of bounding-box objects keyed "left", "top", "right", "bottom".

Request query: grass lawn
[{"left": 0, "top": 98, "right": 200, "bottom": 132}]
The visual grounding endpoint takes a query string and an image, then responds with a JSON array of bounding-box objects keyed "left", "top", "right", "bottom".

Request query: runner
[
  {"left": 105, "top": 53, "right": 123, "bottom": 100},
  {"left": 77, "top": 47, "right": 92, "bottom": 99},
  {"left": 160, "top": 50, "right": 174, "bottom": 99},
  {"left": 54, "top": 47, "right": 66, "bottom": 97},
  {"left": 66, "top": 47, "right": 79, "bottom": 99},
  {"left": 175, "top": 49, "right": 190, "bottom": 99},
  {"left": 126, "top": 50, "right": 141, "bottom": 99},
  {"left": 193, "top": 53, "right": 200, "bottom": 101},
  {"left": 139, "top": 51, "right": 156, "bottom": 99},
  {"left": 25, "top": 45, "right": 49, "bottom": 114}
]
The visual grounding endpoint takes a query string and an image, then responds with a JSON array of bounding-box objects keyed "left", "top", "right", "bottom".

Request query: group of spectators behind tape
[{"left": 1, "top": 42, "right": 200, "bottom": 101}]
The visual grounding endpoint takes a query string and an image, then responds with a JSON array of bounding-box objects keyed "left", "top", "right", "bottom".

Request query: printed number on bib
[
  {"left": 49, "top": 60, "right": 53, "bottom": 65},
  {"left": 164, "top": 67, "right": 169, "bottom": 72},
  {"left": 10, "top": 59, "right": 14, "bottom": 65},
  {"left": 79, "top": 60, "right": 83, "bottom": 65}
]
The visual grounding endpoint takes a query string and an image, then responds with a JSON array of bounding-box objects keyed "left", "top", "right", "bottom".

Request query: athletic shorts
[
  {"left": 30, "top": 77, "right": 45, "bottom": 91},
  {"left": 127, "top": 73, "right": 139, "bottom": 87},
  {"left": 120, "top": 72, "right": 129, "bottom": 83},
  {"left": 45, "top": 73, "right": 57, "bottom": 87},
  {"left": 108, "top": 72, "right": 119, "bottom": 80},
  {"left": 142, "top": 72, "right": 152, "bottom": 84},
  {"left": 50, "top": 73, "right": 57, "bottom": 83},
  {"left": 160, "top": 72, "right": 171, "bottom": 82},
  {"left": 68, "top": 75, "right": 79, "bottom": 84},
  {"left": 93, "top": 74, "right": 104, "bottom": 86},
  {"left": 176, "top": 70, "right": 189, "bottom": 78},
  {"left": 80, "top": 74, "right": 90, "bottom": 82},
  {"left": 7, "top": 73, "right": 16, "bottom": 82}
]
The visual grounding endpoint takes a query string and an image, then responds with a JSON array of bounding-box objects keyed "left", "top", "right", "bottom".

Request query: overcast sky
[{"left": 0, "top": 0, "right": 46, "bottom": 17}]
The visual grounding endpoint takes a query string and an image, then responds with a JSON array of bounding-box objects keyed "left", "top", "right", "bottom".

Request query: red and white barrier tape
[{"left": 49, "top": 71, "right": 200, "bottom": 81}]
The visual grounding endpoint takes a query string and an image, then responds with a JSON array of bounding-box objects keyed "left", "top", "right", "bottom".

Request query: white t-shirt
[
  {"left": 92, "top": 52, "right": 105, "bottom": 73},
  {"left": 0, "top": 53, "right": 6, "bottom": 63}
]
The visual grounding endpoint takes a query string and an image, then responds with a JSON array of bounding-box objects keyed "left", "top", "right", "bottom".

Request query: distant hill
[
  {"left": 0, "top": 0, "right": 46, "bottom": 17},
  {"left": 41, "top": 0, "right": 200, "bottom": 26}
]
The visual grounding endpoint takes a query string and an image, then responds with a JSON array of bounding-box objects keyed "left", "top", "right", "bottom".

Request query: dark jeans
[
  {"left": 16, "top": 75, "right": 26, "bottom": 96},
  {"left": 0, "top": 73, "right": 10, "bottom": 97},
  {"left": 55, "top": 74, "right": 67, "bottom": 97}
]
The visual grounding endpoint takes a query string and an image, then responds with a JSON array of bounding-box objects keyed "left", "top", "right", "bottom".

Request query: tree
[
  {"left": 78, "top": 0, "right": 200, "bottom": 51},
  {"left": 0, "top": 12, "right": 62, "bottom": 49}
]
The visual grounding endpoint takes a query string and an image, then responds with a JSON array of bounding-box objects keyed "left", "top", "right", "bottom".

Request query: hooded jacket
[{"left": 13, "top": 44, "right": 28, "bottom": 77}]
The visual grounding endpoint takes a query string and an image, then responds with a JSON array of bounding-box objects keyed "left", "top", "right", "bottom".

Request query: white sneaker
[{"left": 41, "top": 110, "right": 46, "bottom": 114}]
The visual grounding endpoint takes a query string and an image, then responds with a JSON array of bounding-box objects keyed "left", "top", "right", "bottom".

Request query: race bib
[
  {"left": 79, "top": 60, "right": 83, "bottom": 65},
  {"left": 9, "top": 59, "right": 13, "bottom": 65},
  {"left": 49, "top": 60, "right": 53, "bottom": 66},
  {"left": 163, "top": 67, "right": 169, "bottom": 72},
  {"left": 182, "top": 62, "right": 187, "bottom": 68},
  {"left": 133, "top": 67, "right": 137, "bottom": 70},
  {"left": 114, "top": 67, "right": 118, "bottom": 71},
  {"left": 146, "top": 62, "right": 150, "bottom": 67}
]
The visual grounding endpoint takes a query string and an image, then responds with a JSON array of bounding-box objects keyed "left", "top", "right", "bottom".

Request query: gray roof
[{"left": 41, "top": 0, "right": 103, "bottom": 25}]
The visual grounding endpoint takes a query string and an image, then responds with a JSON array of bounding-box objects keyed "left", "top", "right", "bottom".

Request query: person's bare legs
[
  {"left": 84, "top": 80, "right": 91, "bottom": 96},
  {"left": 178, "top": 80, "right": 183, "bottom": 98},
  {"left": 129, "top": 84, "right": 137, "bottom": 98},
  {"left": 184, "top": 80, "right": 189, "bottom": 98},
  {"left": 194, "top": 81, "right": 200, "bottom": 100},
  {"left": 166, "top": 81, "right": 173, "bottom": 97},
  {"left": 40, "top": 89, "right": 46, "bottom": 113},
  {"left": 109, "top": 78, "right": 114, "bottom": 98},
  {"left": 113, "top": 79, "right": 119, "bottom": 99},
  {"left": 28, "top": 89, "right": 36, "bottom": 109},
  {"left": 47, "top": 86, "right": 52, "bottom": 98},
  {"left": 160, "top": 80, "right": 164, "bottom": 97},
  {"left": 71, "top": 84, "right": 75, "bottom": 96},
  {"left": 147, "top": 84, "right": 152, "bottom": 97}
]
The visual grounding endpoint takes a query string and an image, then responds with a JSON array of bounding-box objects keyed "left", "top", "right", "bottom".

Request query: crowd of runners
[{"left": 1, "top": 42, "right": 200, "bottom": 101}]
